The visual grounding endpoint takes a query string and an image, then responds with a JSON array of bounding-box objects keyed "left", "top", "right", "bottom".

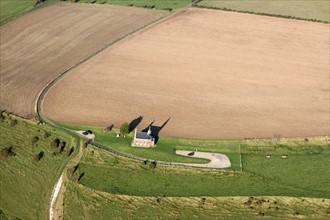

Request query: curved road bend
[{"left": 35, "top": 2, "right": 224, "bottom": 220}]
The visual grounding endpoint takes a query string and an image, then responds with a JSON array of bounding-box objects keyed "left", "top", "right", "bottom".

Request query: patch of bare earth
[
  {"left": 0, "top": 3, "right": 167, "bottom": 118},
  {"left": 43, "top": 8, "right": 329, "bottom": 139}
]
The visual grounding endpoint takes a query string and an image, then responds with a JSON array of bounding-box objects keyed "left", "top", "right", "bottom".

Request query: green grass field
[
  {"left": 1, "top": 113, "right": 329, "bottom": 219},
  {"left": 74, "top": 138, "right": 330, "bottom": 198},
  {"left": 64, "top": 183, "right": 330, "bottom": 219},
  {"left": 54, "top": 121, "right": 241, "bottom": 169},
  {"left": 0, "top": 112, "right": 81, "bottom": 219},
  {"left": 0, "top": 0, "right": 55, "bottom": 25},
  {"left": 196, "top": 0, "right": 330, "bottom": 22},
  {"left": 69, "top": 0, "right": 191, "bottom": 11}
]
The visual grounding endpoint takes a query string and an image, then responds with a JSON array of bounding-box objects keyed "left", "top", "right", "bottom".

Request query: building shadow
[
  {"left": 129, "top": 116, "right": 143, "bottom": 132},
  {"left": 142, "top": 117, "right": 171, "bottom": 144}
]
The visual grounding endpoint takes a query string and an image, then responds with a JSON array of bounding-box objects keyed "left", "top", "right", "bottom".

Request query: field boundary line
[{"left": 193, "top": 4, "right": 329, "bottom": 24}]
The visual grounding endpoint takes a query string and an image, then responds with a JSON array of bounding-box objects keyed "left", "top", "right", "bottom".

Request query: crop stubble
[
  {"left": 44, "top": 8, "right": 329, "bottom": 139},
  {"left": 0, "top": 3, "right": 167, "bottom": 117}
]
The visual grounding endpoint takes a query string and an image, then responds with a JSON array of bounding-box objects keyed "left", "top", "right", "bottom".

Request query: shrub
[
  {"left": 32, "top": 136, "right": 39, "bottom": 144},
  {"left": 0, "top": 112, "right": 5, "bottom": 122},
  {"left": 104, "top": 124, "right": 113, "bottom": 133},
  {"left": 120, "top": 122, "right": 129, "bottom": 136},
  {"left": 33, "top": 151, "right": 44, "bottom": 161},
  {"left": 68, "top": 164, "right": 79, "bottom": 178},
  {"left": 43, "top": 132, "right": 51, "bottom": 139},
  {"left": 67, "top": 147, "right": 74, "bottom": 156},
  {"left": 59, "top": 141, "right": 66, "bottom": 153},
  {"left": 9, "top": 118, "right": 18, "bottom": 126},
  {"left": 1, "top": 147, "right": 16, "bottom": 157},
  {"left": 50, "top": 138, "right": 61, "bottom": 148}
]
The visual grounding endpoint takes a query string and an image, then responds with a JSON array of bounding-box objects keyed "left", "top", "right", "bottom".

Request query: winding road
[{"left": 33, "top": 2, "right": 229, "bottom": 220}]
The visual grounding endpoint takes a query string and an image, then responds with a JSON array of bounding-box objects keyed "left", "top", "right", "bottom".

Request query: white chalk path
[
  {"left": 175, "top": 150, "right": 231, "bottom": 168},
  {"left": 49, "top": 174, "right": 63, "bottom": 220}
]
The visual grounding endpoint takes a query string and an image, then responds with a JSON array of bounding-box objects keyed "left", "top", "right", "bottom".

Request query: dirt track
[
  {"left": 176, "top": 150, "right": 231, "bottom": 168},
  {"left": 0, "top": 3, "right": 166, "bottom": 118},
  {"left": 44, "top": 8, "right": 329, "bottom": 139}
]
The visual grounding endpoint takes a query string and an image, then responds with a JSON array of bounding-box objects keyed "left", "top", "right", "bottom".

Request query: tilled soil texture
[
  {"left": 44, "top": 8, "right": 329, "bottom": 139},
  {"left": 0, "top": 3, "right": 167, "bottom": 117}
]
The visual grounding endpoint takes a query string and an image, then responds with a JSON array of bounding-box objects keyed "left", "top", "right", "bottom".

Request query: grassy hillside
[
  {"left": 64, "top": 146, "right": 330, "bottom": 219},
  {"left": 64, "top": 184, "right": 330, "bottom": 219},
  {"left": 0, "top": 112, "right": 80, "bottom": 219},
  {"left": 0, "top": 0, "right": 55, "bottom": 25},
  {"left": 73, "top": 139, "right": 330, "bottom": 198},
  {"left": 68, "top": 0, "right": 191, "bottom": 11},
  {"left": 196, "top": 0, "right": 330, "bottom": 22}
]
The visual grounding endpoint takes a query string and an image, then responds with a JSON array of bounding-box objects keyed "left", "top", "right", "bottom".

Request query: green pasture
[
  {"left": 0, "top": 0, "right": 55, "bottom": 25},
  {"left": 69, "top": 0, "right": 191, "bottom": 11},
  {"left": 74, "top": 138, "right": 330, "bottom": 198},
  {"left": 0, "top": 112, "right": 80, "bottom": 219},
  {"left": 196, "top": 0, "right": 330, "bottom": 22},
  {"left": 64, "top": 183, "right": 330, "bottom": 219},
  {"left": 54, "top": 121, "right": 241, "bottom": 169}
]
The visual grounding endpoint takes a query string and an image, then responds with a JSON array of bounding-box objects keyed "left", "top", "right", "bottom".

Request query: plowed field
[
  {"left": 43, "top": 8, "right": 330, "bottom": 139},
  {"left": 0, "top": 3, "right": 166, "bottom": 117}
]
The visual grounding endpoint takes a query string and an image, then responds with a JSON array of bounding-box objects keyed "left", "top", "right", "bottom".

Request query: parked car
[
  {"left": 188, "top": 152, "right": 195, "bottom": 156},
  {"left": 82, "top": 130, "right": 93, "bottom": 135}
]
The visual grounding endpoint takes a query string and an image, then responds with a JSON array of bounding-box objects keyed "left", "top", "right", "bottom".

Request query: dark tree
[
  {"left": 50, "top": 138, "right": 61, "bottom": 148},
  {"left": 59, "top": 141, "right": 66, "bottom": 153}
]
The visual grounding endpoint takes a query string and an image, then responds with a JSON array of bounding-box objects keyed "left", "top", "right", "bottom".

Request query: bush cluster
[{"left": 1, "top": 147, "right": 16, "bottom": 157}]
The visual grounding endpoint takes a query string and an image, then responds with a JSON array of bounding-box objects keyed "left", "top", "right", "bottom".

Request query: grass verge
[
  {"left": 64, "top": 0, "right": 191, "bottom": 11},
  {"left": 195, "top": 0, "right": 330, "bottom": 23},
  {"left": 0, "top": 0, "right": 56, "bottom": 25}
]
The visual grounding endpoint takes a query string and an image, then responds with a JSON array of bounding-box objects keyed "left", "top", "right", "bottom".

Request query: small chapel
[{"left": 131, "top": 127, "right": 155, "bottom": 148}]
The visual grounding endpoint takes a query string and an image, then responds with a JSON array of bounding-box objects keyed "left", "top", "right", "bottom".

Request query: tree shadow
[
  {"left": 129, "top": 116, "right": 143, "bottom": 132},
  {"left": 39, "top": 151, "right": 44, "bottom": 160},
  {"left": 78, "top": 172, "right": 85, "bottom": 181},
  {"left": 142, "top": 117, "right": 171, "bottom": 144}
]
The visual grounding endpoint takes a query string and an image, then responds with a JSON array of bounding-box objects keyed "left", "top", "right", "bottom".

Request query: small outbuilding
[{"left": 131, "top": 127, "right": 155, "bottom": 148}]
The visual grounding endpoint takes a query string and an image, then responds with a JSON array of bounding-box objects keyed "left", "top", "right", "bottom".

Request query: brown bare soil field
[
  {"left": 43, "top": 8, "right": 330, "bottom": 139},
  {"left": 0, "top": 3, "right": 167, "bottom": 118}
]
